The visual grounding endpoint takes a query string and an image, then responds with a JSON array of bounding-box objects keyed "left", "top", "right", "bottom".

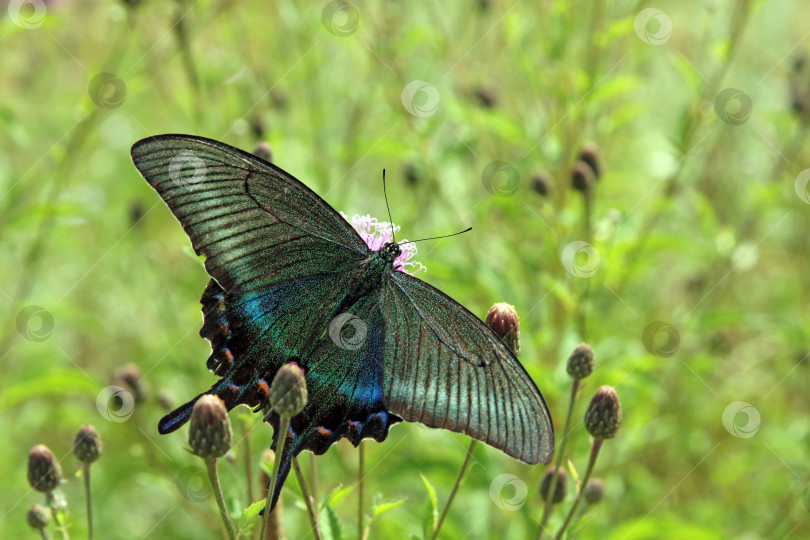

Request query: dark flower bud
[
  {"left": 253, "top": 141, "right": 274, "bottom": 163},
  {"left": 485, "top": 302, "right": 520, "bottom": 355},
  {"left": 571, "top": 160, "right": 595, "bottom": 192},
  {"left": 27, "top": 445, "right": 62, "bottom": 492},
  {"left": 583, "top": 477, "right": 604, "bottom": 504},
  {"left": 566, "top": 343, "right": 595, "bottom": 380},
  {"left": 578, "top": 142, "right": 601, "bottom": 179},
  {"left": 26, "top": 504, "right": 50, "bottom": 530},
  {"left": 474, "top": 86, "right": 497, "bottom": 109},
  {"left": 73, "top": 425, "right": 102, "bottom": 464},
  {"left": 539, "top": 466, "right": 567, "bottom": 504},
  {"left": 189, "top": 395, "right": 232, "bottom": 459},
  {"left": 584, "top": 386, "right": 622, "bottom": 440},
  {"left": 251, "top": 114, "right": 265, "bottom": 138},
  {"left": 269, "top": 362, "right": 308, "bottom": 418},
  {"left": 530, "top": 172, "right": 551, "bottom": 197},
  {"left": 404, "top": 162, "right": 419, "bottom": 185},
  {"left": 129, "top": 201, "right": 144, "bottom": 226},
  {"left": 112, "top": 363, "right": 147, "bottom": 403}
]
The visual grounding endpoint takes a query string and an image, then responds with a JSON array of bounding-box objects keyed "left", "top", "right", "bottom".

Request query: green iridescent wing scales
[
  {"left": 382, "top": 272, "right": 554, "bottom": 465},
  {"left": 131, "top": 134, "right": 367, "bottom": 294}
]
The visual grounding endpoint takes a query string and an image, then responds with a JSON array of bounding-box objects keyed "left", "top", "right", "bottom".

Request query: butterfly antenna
[
  {"left": 382, "top": 169, "right": 396, "bottom": 243},
  {"left": 400, "top": 227, "right": 473, "bottom": 245}
]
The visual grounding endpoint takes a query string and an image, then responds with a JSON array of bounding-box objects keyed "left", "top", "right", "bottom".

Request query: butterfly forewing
[{"left": 131, "top": 135, "right": 368, "bottom": 294}]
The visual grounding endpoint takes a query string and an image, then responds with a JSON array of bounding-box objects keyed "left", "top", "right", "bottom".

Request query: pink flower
[{"left": 341, "top": 213, "right": 426, "bottom": 275}]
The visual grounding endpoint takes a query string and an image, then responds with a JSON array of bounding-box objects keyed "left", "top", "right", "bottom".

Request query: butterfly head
[{"left": 379, "top": 242, "right": 402, "bottom": 264}]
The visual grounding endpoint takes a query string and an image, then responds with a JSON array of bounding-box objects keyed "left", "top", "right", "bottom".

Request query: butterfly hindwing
[{"left": 382, "top": 271, "right": 554, "bottom": 465}]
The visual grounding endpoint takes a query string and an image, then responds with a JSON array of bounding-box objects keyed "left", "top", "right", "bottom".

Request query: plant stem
[
  {"left": 81, "top": 464, "right": 93, "bottom": 540},
  {"left": 204, "top": 457, "right": 236, "bottom": 540},
  {"left": 552, "top": 440, "right": 603, "bottom": 540},
  {"left": 358, "top": 441, "right": 365, "bottom": 540},
  {"left": 292, "top": 458, "right": 323, "bottom": 540},
  {"left": 578, "top": 189, "right": 594, "bottom": 342},
  {"left": 39, "top": 528, "right": 51, "bottom": 540},
  {"left": 537, "top": 380, "right": 580, "bottom": 540},
  {"left": 310, "top": 453, "right": 319, "bottom": 506},
  {"left": 46, "top": 491, "right": 70, "bottom": 540},
  {"left": 260, "top": 417, "right": 289, "bottom": 540},
  {"left": 431, "top": 440, "right": 477, "bottom": 540}
]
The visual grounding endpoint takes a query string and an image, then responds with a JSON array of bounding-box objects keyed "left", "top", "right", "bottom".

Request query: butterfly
[{"left": 131, "top": 134, "right": 554, "bottom": 509}]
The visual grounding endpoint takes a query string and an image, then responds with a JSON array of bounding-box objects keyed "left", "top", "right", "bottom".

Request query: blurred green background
[{"left": 2, "top": 0, "right": 809, "bottom": 538}]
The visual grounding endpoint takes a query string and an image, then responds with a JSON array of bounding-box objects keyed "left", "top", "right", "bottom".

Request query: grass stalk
[
  {"left": 430, "top": 440, "right": 477, "bottom": 540},
  {"left": 537, "top": 380, "right": 580, "bottom": 540},
  {"left": 292, "top": 457, "right": 323, "bottom": 540}
]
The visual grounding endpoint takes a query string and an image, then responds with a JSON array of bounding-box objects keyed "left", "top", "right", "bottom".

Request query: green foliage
[
  {"left": 2, "top": 0, "right": 809, "bottom": 539},
  {"left": 420, "top": 473, "right": 438, "bottom": 539}
]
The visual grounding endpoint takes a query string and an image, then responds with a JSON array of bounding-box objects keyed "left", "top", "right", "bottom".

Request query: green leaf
[
  {"left": 234, "top": 500, "right": 264, "bottom": 532},
  {"left": 373, "top": 496, "right": 408, "bottom": 517},
  {"left": 420, "top": 473, "right": 438, "bottom": 540},
  {"left": 322, "top": 484, "right": 353, "bottom": 511},
  {"left": 322, "top": 503, "right": 342, "bottom": 540},
  {"left": 566, "top": 458, "right": 579, "bottom": 487}
]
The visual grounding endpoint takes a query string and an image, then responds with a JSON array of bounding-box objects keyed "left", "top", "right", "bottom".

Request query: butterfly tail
[{"left": 158, "top": 392, "right": 206, "bottom": 434}]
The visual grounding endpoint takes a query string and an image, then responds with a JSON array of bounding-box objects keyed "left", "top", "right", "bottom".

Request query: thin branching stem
[
  {"left": 205, "top": 457, "right": 236, "bottom": 540},
  {"left": 537, "top": 380, "right": 580, "bottom": 540},
  {"left": 552, "top": 440, "right": 603, "bottom": 540},
  {"left": 431, "top": 439, "right": 477, "bottom": 540},
  {"left": 292, "top": 457, "right": 323, "bottom": 540},
  {"left": 46, "top": 491, "right": 70, "bottom": 540}
]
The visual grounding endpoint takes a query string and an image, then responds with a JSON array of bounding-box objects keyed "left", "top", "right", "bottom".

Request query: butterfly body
[{"left": 131, "top": 134, "right": 554, "bottom": 510}]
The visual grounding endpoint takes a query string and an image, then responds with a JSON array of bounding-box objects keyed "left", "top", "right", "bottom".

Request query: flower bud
[
  {"left": 189, "top": 395, "right": 232, "bottom": 459},
  {"left": 251, "top": 114, "right": 265, "bottom": 138},
  {"left": 269, "top": 362, "right": 308, "bottom": 418},
  {"left": 571, "top": 160, "right": 595, "bottom": 193},
  {"left": 474, "top": 86, "right": 497, "bottom": 109},
  {"left": 539, "top": 466, "right": 567, "bottom": 504},
  {"left": 26, "top": 504, "right": 50, "bottom": 530},
  {"left": 253, "top": 141, "right": 273, "bottom": 163},
  {"left": 530, "top": 172, "right": 551, "bottom": 197},
  {"left": 583, "top": 477, "right": 604, "bottom": 504},
  {"left": 486, "top": 302, "right": 520, "bottom": 355},
  {"left": 404, "top": 162, "right": 420, "bottom": 185},
  {"left": 566, "top": 343, "right": 595, "bottom": 380},
  {"left": 112, "top": 363, "right": 147, "bottom": 403},
  {"left": 73, "top": 425, "right": 102, "bottom": 464},
  {"left": 27, "top": 444, "right": 62, "bottom": 492},
  {"left": 578, "top": 142, "right": 601, "bottom": 179},
  {"left": 584, "top": 386, "right": 622, "bottom": 440}
]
